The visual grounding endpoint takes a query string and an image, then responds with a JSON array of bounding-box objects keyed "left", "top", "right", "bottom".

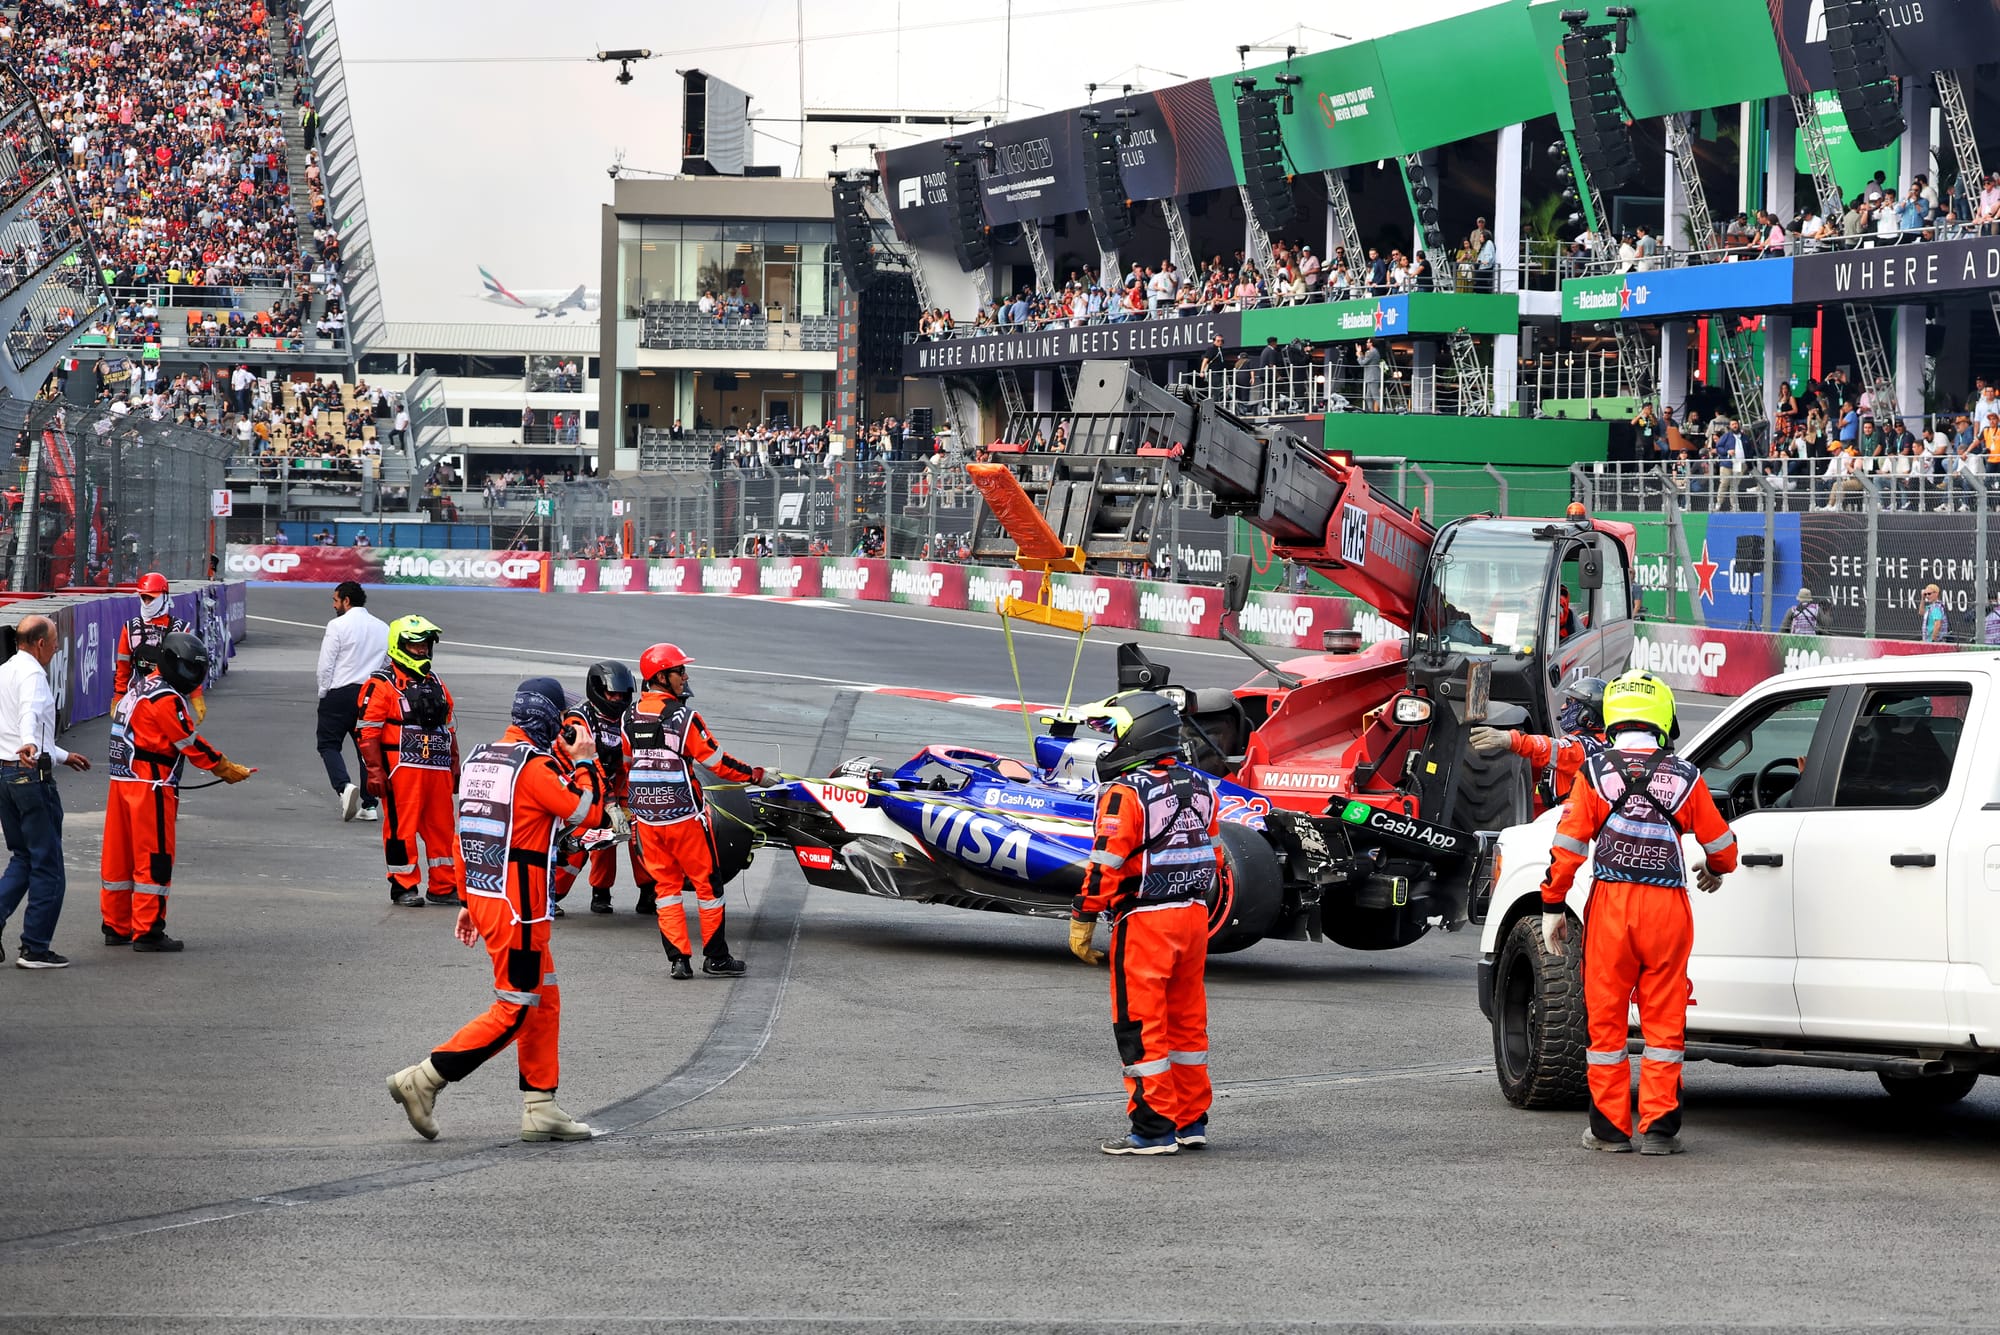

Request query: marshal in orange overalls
[
  {"left": 1075, "top": 758, "right": 1224, "bottom": 1148},
  {"left": 622, "top": 690, "right": 757, "bottom": 970},
  {"left": 551, "top": 700, "right": 655, "bottom": 910},
  {"left": 1542, "top": 740, "right": 1737, "bottom": 1144},
  {"left": 427, "top": 724, "right": 601, "bottom": 1093},
  {"left": 100, "top": 677, "right": 231, "bottom": 941},
  {"left": 359, "top": 661, "right": 460, "bottom": 905}
]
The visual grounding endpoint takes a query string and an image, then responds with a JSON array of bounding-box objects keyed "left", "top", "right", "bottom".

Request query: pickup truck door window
[
  {"left": 1681, "top": 691, "right": 1831, "bottom": 1035},
  {"left": 1793, "top": 683, "right": 1969, "bottom": 1045}
]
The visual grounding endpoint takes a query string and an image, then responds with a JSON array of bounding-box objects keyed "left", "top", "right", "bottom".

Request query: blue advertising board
[{"left": 1561, "top": 258, "right": 1796, "bottom": 323}]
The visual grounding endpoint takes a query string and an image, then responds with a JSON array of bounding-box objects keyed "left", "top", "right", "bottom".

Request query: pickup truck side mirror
[{"left": 1222, "top": 553, "right": 1253, "bottom": 614}]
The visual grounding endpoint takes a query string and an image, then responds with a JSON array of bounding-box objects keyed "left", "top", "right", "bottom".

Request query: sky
[{"left": 336, "top": 0, "right": 1484, "bottom": 324}]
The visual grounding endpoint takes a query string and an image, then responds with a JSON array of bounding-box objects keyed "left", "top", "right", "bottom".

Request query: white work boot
[
  {"left": 387, "top": 1059, "right": 446, "bottom": 1140},
  {"left": 521, "top": 1090, "right": 595, "bottom": 1142}
]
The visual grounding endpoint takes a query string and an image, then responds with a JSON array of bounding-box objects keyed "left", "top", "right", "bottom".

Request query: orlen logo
[
  {"left": 1139, "top": 591, "right": 1206, "bottom": 628},
  {"left": 701, "top": 564, "right": 742, "bottom": 590},
  {"left": 600, "top": 563, "right": 634, "bottom": 590},
  {"left": 969, "top": 574, "right": 1023, "bottom": 607},
  {"left": 890, "top": 568, "right": 944, "bottom": 599},
  {"left": 1050, "top": 583, "right": 1113, "bottom": 617},
  {"left": 649, "top": 563, "right": 686, "bottom": 591},
  {"left": 1239, "top": 601, "right": 1314, "bottom": 638},
  {"left": 824, "top": 565, "right": 871, "bottom": 592},
  {"left": 760, "top": 563, "right": 805, "bottom": 592},
  {"left": 552, "top": 566, "right": 588, "bottom": 590},
  {"left": 226, "top": 551, "right": 301, "bottom": 575},
  {"left": 1632, "top": 635, "right": 1727, "bottom": 681},
  {"left": 795, "top": 846, "right": 838, "bottom": 871}
]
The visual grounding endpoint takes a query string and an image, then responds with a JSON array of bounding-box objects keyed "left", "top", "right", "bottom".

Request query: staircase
[{"left": 264, "top": 0, "right": 327, "bottom": 327}]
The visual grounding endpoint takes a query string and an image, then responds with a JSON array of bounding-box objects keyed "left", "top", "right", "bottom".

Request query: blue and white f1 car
[{"left": 744, "top": 703, "right": 1480, "bottom": 955}]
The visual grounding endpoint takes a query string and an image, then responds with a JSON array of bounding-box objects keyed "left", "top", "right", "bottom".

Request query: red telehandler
[{"left": 968, "top": 361, "right": 1636, "bottom": 951}]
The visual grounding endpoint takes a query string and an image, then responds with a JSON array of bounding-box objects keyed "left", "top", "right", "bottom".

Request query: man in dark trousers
[
  {"left": 316, "top": 580, "right": 388, "bottom": 822},
  {"left": 0, "top": 617, "right": 90, "bottom": 968}
]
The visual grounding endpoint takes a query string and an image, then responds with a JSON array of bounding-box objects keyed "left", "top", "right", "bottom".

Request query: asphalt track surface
[{"left": 0, "top": 585, "right": 1992, "bottom": 1334}]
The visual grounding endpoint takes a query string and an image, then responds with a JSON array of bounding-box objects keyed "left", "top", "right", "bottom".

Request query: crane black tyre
[
  {"left": 1492, "top": 913, "right": 1588, "bottom": 1109},
  {"left": 1451, "top": 744, "right": 1532, "bottom": 834},
  {"left": 705, "top": 785, "right": 759, "bottom": 888},
  {"left": 1205, "top": 824, "right": 1283, "bottom": 955},
  {"left": 1877, "top": 1070, "right": 1979, "bottom": 1106}
]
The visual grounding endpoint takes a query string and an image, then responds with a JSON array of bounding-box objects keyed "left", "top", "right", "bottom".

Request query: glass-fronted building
[{"left": 599, "top": 176, "right": 842, "bottom": 471}]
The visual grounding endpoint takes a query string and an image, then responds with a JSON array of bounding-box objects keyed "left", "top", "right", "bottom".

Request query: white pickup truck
[{"left": 1476, "top": 654, "right": 2000, "bottom": 1110}]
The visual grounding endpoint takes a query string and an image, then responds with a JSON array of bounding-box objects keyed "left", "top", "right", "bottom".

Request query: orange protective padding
[
  {"left": 1583, "top": 879, "right": 1693, "bottom": 1137},
  {"left": 381, "top": 767, "right": 459, "bottom": 896},
  {"left": 1108, "top": 901, "right": 1211, "bottom": 1140},
  {"left": 967, "top": 462, "right": 1069, "bottom": 561},
  {"left": 636, "top": 819, "right": 726, "bottom": 958},
  {"left": 429, "top": 898, "right": 562, "bottom": 1092},
  {"left": 101, "top": 782, "right": 177, "bottom": 937}
]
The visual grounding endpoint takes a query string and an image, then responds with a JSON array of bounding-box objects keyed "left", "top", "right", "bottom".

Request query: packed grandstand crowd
[{"left": 4, "top": 0, "right": 349, "bottom": 351}]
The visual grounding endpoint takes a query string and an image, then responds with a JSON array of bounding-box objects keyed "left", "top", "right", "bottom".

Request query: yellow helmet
[
  {"left": 1602, "top": 669, "right": 1676, "bottom": 740},
  {"left": 387, "top": 614, "right": 442, "bottom": 675}
]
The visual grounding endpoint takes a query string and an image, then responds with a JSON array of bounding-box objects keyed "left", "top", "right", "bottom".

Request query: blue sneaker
[
  {"left": 1099, "top": 1133, "right": 1179, "bottom": 1156},
  {"left": 1175, "top": 1119, "right": 1208, "bottom": 1149}
]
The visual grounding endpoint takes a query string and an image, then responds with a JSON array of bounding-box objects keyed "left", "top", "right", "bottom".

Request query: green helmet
[
  {"left": 1602, "top": 669, "right": 1675, "bottom": 740},
  {"left": 387, "top": 614, "right": 442, "bottom": 676}
]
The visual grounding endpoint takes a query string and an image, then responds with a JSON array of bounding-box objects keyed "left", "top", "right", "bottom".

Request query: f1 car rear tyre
[
  {"left": 1492, "top": 913, "right": 1588, "bottom": 1110},
  {"left": 706, "top": 786, "right": 759, "bottom": 888},
  {"left": 1206, "top": 824, "right": 1283, "bottom": 955},
  {"left": 1876, "top": 1070, "right": 1979, "bottom": 1106}
]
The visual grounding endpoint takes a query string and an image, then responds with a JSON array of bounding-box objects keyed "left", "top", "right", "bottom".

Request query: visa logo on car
[{"left": 919, "top": 804, "right": 1032, "bottom": 876}]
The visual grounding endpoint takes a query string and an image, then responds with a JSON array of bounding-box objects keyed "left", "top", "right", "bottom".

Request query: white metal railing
[
  {"left": 1524, "top": 351, "right": 1624, "bottom": 406},
  {"left": 1170, "top": 363, "right": 1470, "bottom": 418}
]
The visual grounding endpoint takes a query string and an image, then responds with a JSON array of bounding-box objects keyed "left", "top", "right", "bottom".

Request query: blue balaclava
[{"left": 511, "top": 676, "right": 567, "bottom": 748}]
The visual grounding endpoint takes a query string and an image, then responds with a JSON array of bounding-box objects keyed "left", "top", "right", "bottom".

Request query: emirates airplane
[{"left": 476, "top": 266, "right": 600, "bottom": 318}]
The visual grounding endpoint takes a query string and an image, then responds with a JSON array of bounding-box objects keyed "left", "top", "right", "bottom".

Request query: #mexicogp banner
[
  {"left": 225, "top": 545, "right": 547, "bottom": 589},
  {"left": 1629, "top": 621, "right": 1959, "bottom": 696}
]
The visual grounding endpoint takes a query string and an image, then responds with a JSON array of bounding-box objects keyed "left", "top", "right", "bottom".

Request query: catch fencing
[{"left": 3, "top": 396, "right": 234, "bottom": 592}]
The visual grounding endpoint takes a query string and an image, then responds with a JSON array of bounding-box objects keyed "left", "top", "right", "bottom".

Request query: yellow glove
[
  {"left": 212, "top": 758, "right": 254, "bottom": 784},
  {"left": 191, "top": 690, "right": 207, "bottom": 724},
  {"left": 1068, "top": 919, "right": 1106, "bottom": 966}
]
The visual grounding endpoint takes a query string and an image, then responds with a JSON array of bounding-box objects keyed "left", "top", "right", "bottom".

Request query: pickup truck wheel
[
  {"left": 1206, "top": 824, "right": 1284, "bottom": 954},
  {"left": 1876, "top": 1070, "right": 1979, "bottom": 1105},
  {"left": 1492, "top": 914, "right": 1588, "bottom": 1109}
]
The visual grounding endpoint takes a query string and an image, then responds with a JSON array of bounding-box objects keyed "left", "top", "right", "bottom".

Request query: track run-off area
[{"left": 0, "top": 584, "right": 1992, "bottom": 1334}]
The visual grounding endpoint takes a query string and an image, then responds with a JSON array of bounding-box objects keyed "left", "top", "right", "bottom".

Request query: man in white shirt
[
  {"left": 317, "top": 580, "right": 389, "bottom": 821},
  {"left": 0, "top": 616, "right": 89, "bottom": 968},
  {"left": 1147, "top": 262, "right": 1175, "bottom": 311}
]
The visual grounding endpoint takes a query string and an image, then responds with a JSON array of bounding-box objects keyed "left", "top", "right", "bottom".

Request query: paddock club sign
[{"left": 903, "top": 312, "right": 1241, "bottom": 374}]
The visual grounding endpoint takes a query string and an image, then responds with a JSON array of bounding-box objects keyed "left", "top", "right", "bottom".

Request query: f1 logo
[{"left": 1339, "top": 504, "right": 1368, "bottom": 565}]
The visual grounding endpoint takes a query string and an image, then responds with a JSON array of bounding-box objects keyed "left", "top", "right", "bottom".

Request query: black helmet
[
  {"left": 585, "top": 659, "right": 637, "bottom": 716},
  {"left": 1092, "top": 691, "right": 1185, "bottom": 778},
  {"left": 157, "top": 630, "right": 210, "bottom": 696},
  {"left": 1558, "top": 675, "right": 1608, "bottom": 735}
]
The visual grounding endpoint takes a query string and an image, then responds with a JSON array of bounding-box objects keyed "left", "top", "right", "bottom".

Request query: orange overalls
[
  {"left": 100, "top": 677, "right": 228, "bottom": 936},
  {"left": 428, "top": 727, "right": 601, "bottom": 1092},
  {"left": 550, "top": 702, "right": 655, "bottom": 904},
  {"left": 1509, "top": 729, "right": 1605, "bottom": 808},
  {"left": 359, "top": 663, "right": 460, "bottom": 900},
  {"left": 113, "top": 611, "right": 190, "bottom": 698},
  {"left": 1076, "top": 759, "right": 1224, "bottom": 1140},
  {"left": 622, "top": 691, "right": 755, "bottom": 961},
  {"left": 1542, "top": 741, "right": 1738, "bottom": 1141}
]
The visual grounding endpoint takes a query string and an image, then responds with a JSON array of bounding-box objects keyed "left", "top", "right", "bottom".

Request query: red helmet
[
  {"left": 639, "top": 642, "right": 692, "bottom": 682},
  {"left": 137, "top": 572, "right": 168, "bottom": 596}
]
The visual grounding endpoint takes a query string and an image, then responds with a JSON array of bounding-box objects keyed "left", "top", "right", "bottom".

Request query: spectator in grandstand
[
  {"left": 1714, "top": 418, "right": 1748, "bottom": 510},
  {"left": 1359, "top": 339, "right": 1384, "bottom": 413},
  {"left": 1985, "top": 593, "right": 2000, "bottom": 647}
]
